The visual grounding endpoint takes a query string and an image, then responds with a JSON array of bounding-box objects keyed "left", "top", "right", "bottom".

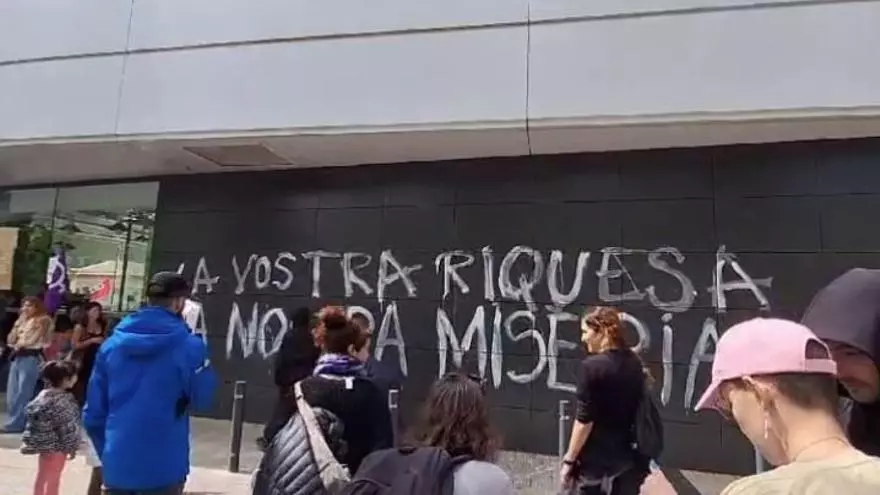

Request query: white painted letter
[
  {"left": 482, "top": 246, "right": 496, "bottom": 302},
  {"left": 547, "top": 310, "right": 579, "bottom": 393},
  {"left": 436, "top": 307, "right": 487, "bottom": 379},
  {"left": 258, "top": 307, "right": 288, "bottom": 358},
  {"left": 709, "top": 245, "right": 772, "bottom": 313},
  {"left": 504, "top": 310, "right": 547, "bottom": 384},
  {"left": 375, "top": 302, "right": 408, "bottom": 377},
  {"left": 685, "top": 317, "right": 720, "bottom": 410},
  {"left": 660, "top": 313, "right": 674, "bottom": 407},
  {"left": 342, "top": 253, "right": 374, "bottom": 297},
  {"left": 346, "top": 306, "right": 375, "bottom": 333},
  {"left": 491, "top": 303, "right": 503, "bottom": 389},
  {"left": 225, "top": 302, "right": 258, "bottom": 359},
  {"left": 596, "top": 247, "right": 646, "bottom": 303},
  {"left": 498, "top": 246, "right": 544, "bottom": 311},
  {"left": 434, "top": 251, "right": 474, "bottom": 302},
  {"left": 646, "top": 247, "right": 696, "bottom": 313},
  {"left": 272, "top": 252, "right": 296, "bottom": 291},
  {"left": 620, "top": 312, "right": 651, "bottom": 355},
  {"left": 547, "top": 250, "right": 590, "bottom": 308},
  {"left": 231, "top": 255, "right": 256, "bottom": 295},
  {"left": 302, "top": 251, "right": 341, "bottom": 298},
  {"left": 254, "top": 256, "right": 272, "bottom": 290},
  {"left": 377, "top": 250, "right": 422, "bottom": 305},
  {"left": 192, "top": 257, "right": 219, "bottom": 294}
]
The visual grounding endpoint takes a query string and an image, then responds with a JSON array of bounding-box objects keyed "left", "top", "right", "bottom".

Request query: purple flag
[{"left": 44, "top": 246, "right": 69, "bottom": 314}]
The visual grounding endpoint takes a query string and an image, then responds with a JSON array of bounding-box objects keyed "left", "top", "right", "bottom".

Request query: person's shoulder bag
[
  {"left": 252, "top": 380, "right": 351, "bottom": 495},
  {"left": 295, "top": 380, "right": 351, "bottom": 493}
]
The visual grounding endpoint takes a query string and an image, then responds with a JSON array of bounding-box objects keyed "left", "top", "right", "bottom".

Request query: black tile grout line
[
  {"left": 154, "top": 248, "right": 880, "bottom": 258},
  {"left": 153, "top": 189, "right": 880, "bottom": 216},
  {"left": 2, "top": 0, "right": 877, "bottom": 68}
]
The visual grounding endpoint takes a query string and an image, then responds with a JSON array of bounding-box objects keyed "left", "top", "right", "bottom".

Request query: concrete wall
[
  {"left": 3, "top": 0, "right": 880, "bottom": 148},
  {"left": 149, "top": 138, "right": 880, "bottom": 474}
]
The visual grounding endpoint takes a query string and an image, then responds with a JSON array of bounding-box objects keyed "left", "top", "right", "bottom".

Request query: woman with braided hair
[{"left": 560, "top": 306, "right": 652, "bottom": 495}]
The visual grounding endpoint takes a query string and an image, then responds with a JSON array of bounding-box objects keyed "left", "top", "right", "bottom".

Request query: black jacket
[
  {"left": 253, "top": 376, "right": 393, "bottom": 495},
  {"left": 253, "top": 411, "right": 330, "bottom": 495},
  {"left": 802, "top": 268, "right": 880, "bottom": 456},
  {"left": 274, "top": 324, "right": 320, "bottom": 389}
]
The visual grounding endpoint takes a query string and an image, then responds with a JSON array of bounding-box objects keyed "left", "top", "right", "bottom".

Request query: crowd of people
[
  {"left": 2, "top": 267, "right": 880, "bottom": 495},
  {"left": 1, "top": 272, "right": 215, "bottom": 495}
]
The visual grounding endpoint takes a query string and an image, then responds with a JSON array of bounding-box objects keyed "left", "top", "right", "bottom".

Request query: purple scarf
[{"left": 313, "top": 353, "right": 365, "bottom": 377}]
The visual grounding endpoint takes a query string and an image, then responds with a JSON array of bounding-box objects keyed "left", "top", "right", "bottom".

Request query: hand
[{"left": 559, "top": 460, "right": 576, "bottom": 489}]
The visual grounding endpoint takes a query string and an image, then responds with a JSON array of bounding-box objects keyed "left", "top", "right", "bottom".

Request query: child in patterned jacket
[{"left": 21, "top": 360, "right": 81, "bottom": 495}]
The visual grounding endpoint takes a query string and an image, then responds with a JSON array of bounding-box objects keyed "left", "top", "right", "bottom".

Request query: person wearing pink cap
[{"left": 695, "top": 317, "right": 880, "bottom": 494}]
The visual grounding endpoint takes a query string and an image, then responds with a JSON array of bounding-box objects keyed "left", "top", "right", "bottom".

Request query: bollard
[
  {"left": 754, "top": 447, "right": 765, "bottom": 474},
  {"left": 388, "top": 388, "right": 400, "bottom": 446},
  {"left": 228, "top": 380, "right": 247, "bottom": 473},
  {"left": 558, "top": 400, "right": 571, "bottom": 461}
]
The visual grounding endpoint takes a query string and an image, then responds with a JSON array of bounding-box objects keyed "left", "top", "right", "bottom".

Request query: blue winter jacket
[{"left": 83, "top": 306, "right": 217, "bottom": 491}]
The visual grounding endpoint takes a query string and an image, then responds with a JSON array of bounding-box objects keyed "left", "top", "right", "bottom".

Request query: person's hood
[
  {"left": 111, "top": 306, "right": 189, "bottom": 357},
  {"left": 802, "top": 268, "right": 880, "bottom": 362}
]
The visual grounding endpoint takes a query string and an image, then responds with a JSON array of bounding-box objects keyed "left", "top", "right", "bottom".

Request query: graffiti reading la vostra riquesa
[{"left": 175, "top": 245, "right": 771, "bottom": 411}]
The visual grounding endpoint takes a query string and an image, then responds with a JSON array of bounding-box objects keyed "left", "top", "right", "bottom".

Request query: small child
[{"left": 21, "top": 360, "right": 80, "bottom": 495}]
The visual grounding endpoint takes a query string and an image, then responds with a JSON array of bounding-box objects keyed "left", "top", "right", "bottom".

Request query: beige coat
[{"left": 6, "top": 314, "right": 53, "bottom": 350}]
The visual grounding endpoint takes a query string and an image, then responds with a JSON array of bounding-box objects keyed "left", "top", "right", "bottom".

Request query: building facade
[{"left": 3, "top": 0, "right": 880, "bottom": 475}]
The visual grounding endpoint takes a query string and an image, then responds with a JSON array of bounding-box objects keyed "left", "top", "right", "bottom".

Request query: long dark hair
[
  {"left": 409, "top": 373, "right": 500, "bottom": 462},
  {"left": 78, "top": 302, "right": 107, "bottom": 331}
]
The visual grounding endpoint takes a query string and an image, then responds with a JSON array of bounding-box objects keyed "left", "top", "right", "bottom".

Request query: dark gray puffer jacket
[{"left": 252, "top": 408, "right": 348, "bottom": 495}]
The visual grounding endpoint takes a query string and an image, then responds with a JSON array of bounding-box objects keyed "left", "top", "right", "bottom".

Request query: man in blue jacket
[{"left": 83, "top": 272, "right": 217, "bottom": 494}]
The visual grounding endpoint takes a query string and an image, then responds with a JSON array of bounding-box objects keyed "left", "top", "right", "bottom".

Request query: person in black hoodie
[
  {"left": 259, "top": 306, "right": 320, "bottom": 447},
  {"left": 350, "top": 313, "right": 403, "bottom": 397},
  {"left": 802, "top": 268, "right": 880, "bottom": 456}
]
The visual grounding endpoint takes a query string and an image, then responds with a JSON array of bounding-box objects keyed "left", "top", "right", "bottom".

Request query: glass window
[
  {"left": 0, "top": 181, "right": 159, "bottom": 314},
  {"left": 53, "top": 182, "right": 158, "bottom": 312},
  {"left": 0, "top": 188, "right": 58, "bottom": 300}
]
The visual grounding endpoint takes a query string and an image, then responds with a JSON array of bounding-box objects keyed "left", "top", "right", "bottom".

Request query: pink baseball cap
[{"left": 695, "top": 318, "right": 838, "bottom": 411}]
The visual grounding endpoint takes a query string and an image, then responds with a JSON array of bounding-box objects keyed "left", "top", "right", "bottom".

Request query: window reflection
[
  {"left": 0, "top": 182, "right": 158, "bottom": 313},
  {"left": 0, "top": 189, "right": 57, "bottom": 299},
  {"left": 53, "top": 183, "right": 158, "bottom": 312}
]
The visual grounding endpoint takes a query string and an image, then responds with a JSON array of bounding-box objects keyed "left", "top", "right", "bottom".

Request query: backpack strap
[
  {"left": 440, "top": 454, "right": 473, "bottom": 492},
  {"left": 293, "top": 381, "right": 351, "bottom": 487}
]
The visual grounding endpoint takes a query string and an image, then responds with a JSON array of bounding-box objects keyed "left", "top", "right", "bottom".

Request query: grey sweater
[{"left": 453, "top": 460, "right": 515, "bottom": 495}]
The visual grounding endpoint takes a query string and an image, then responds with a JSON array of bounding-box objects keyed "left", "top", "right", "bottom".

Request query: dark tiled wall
[{"left": 151, "top": 138, "right": 880, "bottom": 475}]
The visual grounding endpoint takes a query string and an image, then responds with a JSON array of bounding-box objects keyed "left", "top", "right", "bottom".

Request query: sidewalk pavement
[
  {"left": 0, "top": 447, "right": 252, "bottom": 495},
  {"left": 0, "top": 394, "right": 737, "bottom": 494}
]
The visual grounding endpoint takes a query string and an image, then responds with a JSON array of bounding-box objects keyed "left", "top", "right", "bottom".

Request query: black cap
[{"left": 146, "top": 271, "right": 191, "bottom": 298}]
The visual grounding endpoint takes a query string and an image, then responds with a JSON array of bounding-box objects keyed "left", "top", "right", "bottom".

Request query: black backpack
[
  {"left": 632, "top": 386, "right": 664, "bottom": 460},
  {"left": 341, "top": 446, "right": 471, "bottom": 495}
]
